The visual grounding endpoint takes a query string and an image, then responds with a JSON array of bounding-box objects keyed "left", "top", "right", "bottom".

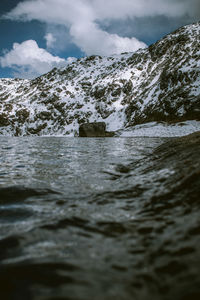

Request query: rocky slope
[{"left": 0, "top": 22, "right": 199, "bottom": 136}]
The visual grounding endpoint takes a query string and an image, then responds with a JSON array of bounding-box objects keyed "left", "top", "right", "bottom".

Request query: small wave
[
  {"left": 0, "top": 261, "right": 83, "bottom": 300},
  {"left": 0, "top": 185, "right": 60, "bottom": 204},
  {"left": 0, "top": 235, "right": 21, "bottom": 260},
  {"left": 0, "top": 207, "right": 33, "bottom": 223}
]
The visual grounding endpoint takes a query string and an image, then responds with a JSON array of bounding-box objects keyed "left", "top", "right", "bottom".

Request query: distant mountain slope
[{"left": 0, "top": 22, "right": 199, "bottom": 136}]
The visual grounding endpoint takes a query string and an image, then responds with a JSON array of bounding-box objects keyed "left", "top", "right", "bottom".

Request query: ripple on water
[
  {"left": 0, "top": 136, "right": 199, "bottom": 300},
  {"left": 0, "top": 185, "right": 60, "bottom": 204},
  {"left": 0, "top": 206, "right": 33, "bottom": 223}
]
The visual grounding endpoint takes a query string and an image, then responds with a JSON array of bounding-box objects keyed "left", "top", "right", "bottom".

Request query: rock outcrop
[{"left": 79, "top": 122, "right": 115, "bottom": 137}]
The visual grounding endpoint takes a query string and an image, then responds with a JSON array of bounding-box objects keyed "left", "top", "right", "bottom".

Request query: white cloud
[
  {"left": 4, "top": 0, "right": 148, "bottom": 56},
  {"left": 70, "top": 21, "right": 146, "bottom": 56},
  {"left": 0, "top": 40, "right": 67, "bottom": 78},
  {"left": 45, "top": 33, "right": 56, "bottom": 49},
  {"left": 91, "top": 0, "right": 200, "bottom": 20},
  {"left": 5, "top": 0, "right": 200, "bottom": 23},
  {"left": 2, "top": 0, "right": 200, "bottom": 63}
]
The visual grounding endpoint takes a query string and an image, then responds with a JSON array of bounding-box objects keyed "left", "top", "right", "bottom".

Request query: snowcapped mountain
[{"left": 0, "top": 22, "right": 200, "bottom": 136}]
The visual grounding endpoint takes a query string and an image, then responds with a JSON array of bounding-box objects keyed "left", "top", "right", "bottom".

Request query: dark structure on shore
[{"left": 79, "top": 122, "right": 115, "bottom": 137}]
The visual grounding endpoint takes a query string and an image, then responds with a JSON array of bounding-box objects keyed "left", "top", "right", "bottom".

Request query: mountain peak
[{"left": 0, "top": 22, "right": 200, "bottom": 136}]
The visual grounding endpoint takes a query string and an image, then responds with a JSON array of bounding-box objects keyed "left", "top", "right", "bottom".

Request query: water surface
[{"left": 0, "top": 137, "right": 199, "bottom": 300}]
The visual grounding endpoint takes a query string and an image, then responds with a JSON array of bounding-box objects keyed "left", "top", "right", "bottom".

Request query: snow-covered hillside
[{"left": 0, "top": 22, "right": 200, "bottom": 136}]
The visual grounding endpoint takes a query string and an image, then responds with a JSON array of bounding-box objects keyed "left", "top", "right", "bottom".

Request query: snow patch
[{"left": 117, "top": 121, "right": 200, "bottom": 137}]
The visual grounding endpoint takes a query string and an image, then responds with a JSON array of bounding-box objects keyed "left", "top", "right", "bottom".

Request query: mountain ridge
[{"left": 0, "top": 21, "right": 199, "bottom": 136}]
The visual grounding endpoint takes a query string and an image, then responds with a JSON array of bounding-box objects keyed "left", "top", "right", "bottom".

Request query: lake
[{"left": 0, "top": 136, "right": 199, "bottom": 300}]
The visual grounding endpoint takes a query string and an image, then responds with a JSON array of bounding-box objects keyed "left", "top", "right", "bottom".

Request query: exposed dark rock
[
  {"left": 0, "top": 113, "right": 9, "bottom": 127},
  {"left": 16, "top": 109, "right": 30, "bottom": 123},
  {"left": 105, "top": 131, "right": 115, "bottom": 137},
  {"left": 79, "top": 122, "right": 114, "bottom": 137},
  {"left": 27, "top": 123, "right": 47, "bottom": 135}
]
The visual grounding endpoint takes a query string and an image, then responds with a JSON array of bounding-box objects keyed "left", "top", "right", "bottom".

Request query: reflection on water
[{"left": 0, "top": 136, "right": 200, "bottom": 300}]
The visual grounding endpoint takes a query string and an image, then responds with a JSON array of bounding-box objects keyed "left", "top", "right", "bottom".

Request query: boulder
[{"left": 79, "top": 122, "right": 115, "bottom": 137}]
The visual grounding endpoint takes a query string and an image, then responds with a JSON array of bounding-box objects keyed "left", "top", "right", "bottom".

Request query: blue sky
[{"left": 0, "top": 0, "right": 199, "bottom": 79}]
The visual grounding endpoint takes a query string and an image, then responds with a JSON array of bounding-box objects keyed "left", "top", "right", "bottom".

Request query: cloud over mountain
[
  {"left": 4, "top": 0, "right": 148, "bottom": 55},
  {"left": 2, "top": 0, "right": 200, "bottom": 77},
  {"left": 0, "top": 40, "right": 67, "bottom": 78}
]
